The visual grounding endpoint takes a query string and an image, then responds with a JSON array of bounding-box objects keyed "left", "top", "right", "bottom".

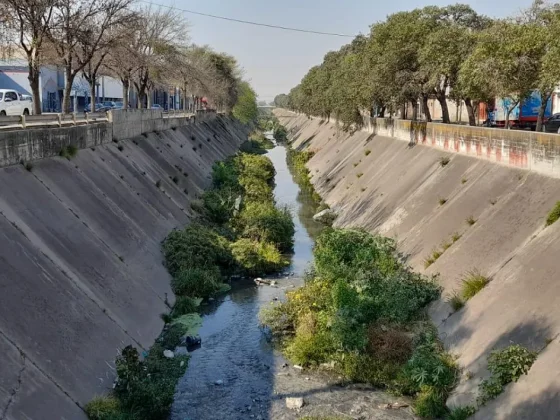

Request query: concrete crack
[{"left": 1, "top": 351, "right": 26, "bottom": 420}]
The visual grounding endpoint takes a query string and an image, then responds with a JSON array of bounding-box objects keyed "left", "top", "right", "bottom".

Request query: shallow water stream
[{"left": 170, "top": 144, "right": 415, "bottom": 420}]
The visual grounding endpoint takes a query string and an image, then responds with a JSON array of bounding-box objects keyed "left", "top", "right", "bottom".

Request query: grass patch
[
  {"left": 451, "top": 232, "right": 462, "bottom": 243},
  {"left": 446, "top": 292, "right": 465, "bottom": 312},
  {"left": 447, "top": 405, "right": 476, "bottom": 420},
  {"left": 460, "top": 270, "right": 489, "bottom": 301},
  {"left": 439, "top": 197, "right": 448, "bottom": 206},
  {"left": 356, "top": 172, "right": 363, "bottom": 178},
  {"left": 172, "top": 175, "right": 179, "bottom": 184},
  {"left": 364, "top": 149, "right": 371, "bottom": 156},
  {"left": 466, "top": 215, "right": 476, "bottom": 226},
  {"left": 545, "top": 201, "right": 560, "bottom": 226},
  {"left": 461, "top": 178, "right": 468, "bottom": 184},
  {"left": 440, "top": 156, "right": 450, "bottom": 167},
  {"left": 24, "top": 161, "right": 33, "bottom": 172},
  {"left": 155, "top": 180, "right": 162, "bottom": 188},
  {"left": 117, "top": 144, "right": 124, "bottom": 152},
  {"left": 490, "top": 199, "right": 497, "bottom": 206}
]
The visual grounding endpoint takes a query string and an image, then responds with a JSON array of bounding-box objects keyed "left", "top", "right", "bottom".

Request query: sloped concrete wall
[
  {"left": 0, "top": 115, "right": 248, "bottom": 419},
  {"left": 276, "top": 109, "right": 560, "bottom": 419}
]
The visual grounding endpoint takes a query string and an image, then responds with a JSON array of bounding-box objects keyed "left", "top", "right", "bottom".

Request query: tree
[
  {"left": 459, "top": 20, "right": 537, "bottom": 128},
  {"left": 1, "top": 0, "right": 57, "bottom": 114},
  {"left": 274, "top": 94, "right": 289, "bottom": 108},
  {"left": 48, "top": 0, "right": 134, "bottom": 113},
  {"left": 232, "top": 81, "right": 257, "bottom": 124}
]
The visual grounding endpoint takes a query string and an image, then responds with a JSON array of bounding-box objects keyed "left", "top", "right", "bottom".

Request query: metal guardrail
[{"left": 0, "top": 109, "right": 195, "bottom": 131}]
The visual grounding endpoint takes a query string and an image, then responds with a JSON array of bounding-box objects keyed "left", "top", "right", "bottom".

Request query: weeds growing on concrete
[
  {"left": 440, "top": 156, "right": 450, "bottom": 167},
  {"left": 451, "top": 232, "right": 462, "bottom": 243},
  {"left": 172, "top": 175, "right": 179, "bottom": 184},
  {"left": 24, "top": 162, "right": 33, "bottom": 172},
  {"left": 466, "top": 215, "right": 477, "bottom": 226},
  {"left": 439, "top": 197, "right": 448, "bottom": 206},
  {"left": 460, "top": 270, "right": 488, "bottom": 301},
  {"left": 477, "top": 345, "right": 537, "bottom": 406},
  {"left": 117, "top": 144, "right": 124, "bottom": 152},
  {"left": 461, "top": 178, "right": 468, "bottom": 184},
  {"left": 490, "top": 199, "right": 497, "bottom": 206},
  {"left": 446, "top": 292, "right": 465, "bottom": 312},
  {"left": 356, "top": 172, "right": 364, "bottom": 178},
  {"left": 155, "top": 180, "right": 162, "bottom": 188},
  {"left": 545, "top": 201, "right": 560, "bottom": 226},
  {"left": 67, "top": 144, "right": 78, "bottom": 157},
  {"left": 353, "top": 162, "right": 360, "bottom": 167},
  {"left": 364, "top": 149, "right": 371, "bottom": 156},
  {"left": 447, "top": 406, "right": 476, "bottom": 420}
]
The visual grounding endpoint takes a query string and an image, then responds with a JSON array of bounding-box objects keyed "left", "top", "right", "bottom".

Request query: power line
[{"left": 138, "top": 0, "right": 355, "bottom": 38}]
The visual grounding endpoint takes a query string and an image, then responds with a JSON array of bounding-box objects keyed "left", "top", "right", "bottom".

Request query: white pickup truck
[{"left": 0, "top": 89, "right": 33, "bottom": 116}]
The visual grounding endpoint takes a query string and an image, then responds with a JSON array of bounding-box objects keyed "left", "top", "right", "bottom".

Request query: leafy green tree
[{"left": 232, "top": 81, "right": 258, "bottom": 124}]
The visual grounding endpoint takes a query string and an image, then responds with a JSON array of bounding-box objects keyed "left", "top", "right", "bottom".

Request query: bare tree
[
  {"left": 0, "top": 0, "right": 57, "bottom": 114},
  {"left": 48, "top": 0, "right": 135, "bottom": 113},
  {"left": 128, "top": 5, "right": 189, "bottom": 109}
]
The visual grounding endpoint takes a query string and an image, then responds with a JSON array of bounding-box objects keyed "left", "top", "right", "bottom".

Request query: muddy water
[{"left": 170, "top": 144, "right": 414, "bottom": 420}]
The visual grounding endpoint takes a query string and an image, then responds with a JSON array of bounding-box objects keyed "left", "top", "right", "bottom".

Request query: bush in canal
[
  {"left": 237, "top": 201, "right": 295, "bottom": 252},
  {"left": 113, "top": 345, "right": 188, "bottom": 420},
  {"left": 201, "top": 189, "right": 238, "bottom": 225},
  {"left": 231, "top": 238, "right": 288, "bottom": 275},
  {"left": 259, "top": 227, "right": 455, "bottom": 416},
  {"left": 171, "top": 267, "right": 223, "bottom": 299},
  {"left": 85, "top": 396, "right": 122, "bottom": 420},
  {"left": 237, "top": 153, "right": 275, "bottom": 186},
  {"left": 163, "top": 224, "right": 234, "bottom": 276}
]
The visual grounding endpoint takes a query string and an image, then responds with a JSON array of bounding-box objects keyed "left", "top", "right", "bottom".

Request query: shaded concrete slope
[
  {"left": 276, "top": 109, "right": 560, "bottom": 419},
  {"left": 0, "top": 116, "right": 247, "bottom": 420}
]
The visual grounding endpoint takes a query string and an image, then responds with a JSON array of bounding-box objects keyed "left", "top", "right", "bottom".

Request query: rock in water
[
  {"left": 163, "top": 350, "right": 174, "bottom": 359},
  {"left": 312, "top": 208, "right": 337, "bottom": 225},
  {"left": 286, "top": 397, "right": 304, "bottom": 409}
]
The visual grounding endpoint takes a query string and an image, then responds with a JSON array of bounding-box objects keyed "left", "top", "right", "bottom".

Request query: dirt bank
[{"left": 276, "top": 109, "right": 560, "bottom": 419}]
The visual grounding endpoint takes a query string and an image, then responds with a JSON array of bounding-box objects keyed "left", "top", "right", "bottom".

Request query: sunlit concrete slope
[
  {"left": 276, "top": 109, "right": 560, "bottom": 419},
  {"left": 0, "top": 116, "right": 247, "bottom": 420}
]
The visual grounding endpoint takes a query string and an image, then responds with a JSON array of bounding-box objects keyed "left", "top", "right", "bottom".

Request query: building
[{"left": 0, "top": 59, "right": 123, "bottom": 112}]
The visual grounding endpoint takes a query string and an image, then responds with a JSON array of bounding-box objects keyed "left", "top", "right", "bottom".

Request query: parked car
[
  {"left": 103, "top": 101, "right": 118, "bottom": 109},
  {"left": 544, "top": 113, "right": 560, "bottom": 134},
  {"left": 0, "top": 89, "right": 33, "bottom": 116},
  {"left": 84, "top": 103, "right": 104, "bottom": 112},
  {"left": 151, "top": 104, "right": 163, "bottom": 110},
  {"left": 113, "top": 102, "right": 125, "bottom": 109}
]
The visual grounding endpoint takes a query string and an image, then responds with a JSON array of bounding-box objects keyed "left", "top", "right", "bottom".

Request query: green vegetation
[
  {"left": 260, "top": 228, "right": 458, "bottom": 416},
  {"left": 440, "top": 157, "right": 450, "bottom": 167},
  {"left": 447, "top": 406, "right": 476, "bottom": 420},
  {"left": 87, "top": 143, "right": 294, "bottom": 419},
  {"left": 460, "top": 270, "right": 488, "bottom": 301},
  {"left": 477, "top": 345, "right": 537, "bottom": 406},
  {"left": 279, "top": 3, "right": 560, "bottom": 131},
  {"left": 232, "top": 81, "right": 258, "bottom": 124},
  {"left": 439, "top": 198, "right": 448, "bottom": 206},
  {"left": 545, "top": 201, "right": 560, "bottom": 226},
  {"left": 451, "top": 232, "right": 462, "bottom": 243},
  {"left": 286, "top": 147, "right": 324, "bottom": 212},
  {"left": 24, "top": 161, "right": 33, "bottom": 172},
  {"left": 424, "top": 233, "right": 461, "bottom": 269},
  {"left": 59, "top": 144, "right": 78, "bottom": 160},
  {"left": 446, "top": 292, "right": 465, "bottom": 312},
  {"left": 461, "top": 178, "right": 468, "bottom": 184},
  {"left": 466, "top": 216, "right": 477, "bottom": 226},
  {"left": 241, "top": 131, "right": 274, "bottom": 154},
  {"left": 364, "top": 149, "right": 371, "bottom": 156}
]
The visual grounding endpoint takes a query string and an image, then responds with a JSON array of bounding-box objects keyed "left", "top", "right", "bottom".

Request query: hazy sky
[{"left": 155, "top": 0, "right": 533, "bottom": 101}]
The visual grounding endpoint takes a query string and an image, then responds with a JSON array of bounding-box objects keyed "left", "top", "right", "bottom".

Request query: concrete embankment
[
  {"left": 276, "top": 109, "right": 560, "bottom": 419},
  {"left": 0, "top": 112, "right": 247, "bottom": 419}
]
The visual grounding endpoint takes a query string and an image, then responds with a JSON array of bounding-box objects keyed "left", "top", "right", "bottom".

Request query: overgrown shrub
[
  {"left": 231, "top": 238, "right": 287, "bottom": 275},
  {"left": 447, "top": 406, "right": 476, "bottom": 420},
  {"left": 171, "top": 267, "right": 223, "bottom": 299},
  {"left": 163, "top": 224, "right": 234, "bottom": 276},
  {"left": 545, "top": 201, "right": 560, "bottom": 226},
  {"left": 414, "top": 385, "right": 448, "bottom": 418},
  {"left": 171, "top": 296, "right": 202, "bottom": 318},
  {"left": 237, "top": 202, "right": 295, "bottom": 252}
]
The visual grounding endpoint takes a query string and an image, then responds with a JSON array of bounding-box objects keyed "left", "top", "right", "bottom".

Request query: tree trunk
[
  {"left": 465, "top": 98, "right": 476, "bottom": 126},
  {"left": 147, "top": 89, "right": 153, "bottom": 108},
  {"left": 28, "top": 69, "right": 42, "bottom": 115},
  {"left": 89, "top": 76, "right": 96, "bottom": 112},
  {"left": 437, "top": 92, "right": 450, "bottom": 123},
  {"left": 412, "top": 101, "right": 418, "bottom": 121},
  {"left": 506, "top": 106, "right": 514, "bottom": 129},
  {"left": 380, "top": 106, "right": 386, "bottom": 118},
  {"left": 122, "top": 78, "right": 129, "bottom": 109},
  {"left": 62, "top": 65, "right": 74, "bottom": 114},
  {"left": 422, "top": 94, "right": 432, "bottom": 122},
  {"left": 536, "top": 93, "right": 550, "bottom": 132}
]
